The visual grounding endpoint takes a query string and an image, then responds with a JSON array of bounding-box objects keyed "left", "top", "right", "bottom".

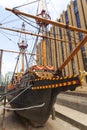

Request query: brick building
[{"left": 36, "top": 0, "right": 87, "bottom": 77}]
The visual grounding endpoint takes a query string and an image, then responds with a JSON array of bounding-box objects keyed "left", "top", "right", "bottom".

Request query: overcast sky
[
  {"left": 0, "top": 0, "right": 72, "bottom": 19},
  {"left": 0, "top": 0, "right": 71, "bottom": 76}
]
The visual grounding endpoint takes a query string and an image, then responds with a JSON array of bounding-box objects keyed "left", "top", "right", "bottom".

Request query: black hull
[
  {"left": 7, "top": 66, "right": 81, "bottom": 127},
  {"left": 8, "top": 86, "right": 59, "bottom": 127}
]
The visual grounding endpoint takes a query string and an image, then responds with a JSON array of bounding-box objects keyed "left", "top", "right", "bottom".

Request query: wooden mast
[
  {"left": 36, "top": 0, "right": 51, "bottom": 66},
  {"left": 5, "top": 7, "right": 87, "bottom": 70},
  {"left": 18, "top": 22, "right": 28, "bottom": 73},
  {"left": 42, "top": 0, "right": 46, "bottom": 66}
]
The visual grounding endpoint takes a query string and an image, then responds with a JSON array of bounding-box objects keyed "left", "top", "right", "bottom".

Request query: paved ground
[
  {"left": 55, "top": 104, "right": 87, "bottom": 129},
  {"left": 57, "top": 93, "right": 87, "bottom": 105},
  {"left": 56, "top": 92, "right": 87, "bottom": 114},
  {"left": 0, "top": 110, "right": 80, "bottom": 130},
  {"left": 0, "top": 86, "right": 87, "bottom": 130},
  {"left": 76, "top": 85, "right": 87, "bottom": 92}
]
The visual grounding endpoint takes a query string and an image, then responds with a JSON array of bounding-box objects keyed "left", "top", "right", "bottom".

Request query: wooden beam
[
  {"left": 6, "top": 8, "right": 87, "bottom": 34},
  {"left": 60, "top": 35, "right": 87, "bottom": 70},
  {"left": 0, "top": 26, "right": 75, "bottom": 44},
  {"left": 0, "top": 49, "right": 35, "bottom": 55}
]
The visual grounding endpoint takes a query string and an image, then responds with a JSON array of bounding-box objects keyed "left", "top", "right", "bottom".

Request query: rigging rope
[
  {"left": 28, "top": 27, "right": 40, "bottom": 66},
  {"left": 49, "top": 0, "right": 59, "bottom": 18},
  {"left": 0, "top": 14, "right": 12, "bottom": 23},
  {"left": 0, "top": 30, "right": 16, "bottom": 44},
  {"left": 14, "top": 0, "right": 41, "bottom": 9},
  {"left": 0, "top": 25, "right": 81, "bottom": 44},
  {"left": 36, "top": 0, "right": 40, "bottom": 15},
  {"left": 15, "top": 14, "right": 81, "bottom": 43},
  {"left": 0, "top": 31, "right": 11, "bottom": 41},
  {"left": 7, "top": 85, "right": 32, "bottom": 104},
  {"left": 0, "top": 30, "right": 18, "bottom": 36},
  {"left": 0, "top": 102, "right": 45, "bottom": 111},
  {"left": 11, "top": 52, "right": 21, "bottom": 83},
  {"left": 1, "top": 19, "right": 19, "bottom": 25},
  {"left": 44, "top": 0, "right": 50, "bottom": 15},
  {"left": 17, "top": 14, "right": 40, "bottom": 31}
]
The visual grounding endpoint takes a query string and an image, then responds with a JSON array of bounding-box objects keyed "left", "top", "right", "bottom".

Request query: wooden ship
[{"left": 0, "top": 0, "right": 87, "bottom": 128}]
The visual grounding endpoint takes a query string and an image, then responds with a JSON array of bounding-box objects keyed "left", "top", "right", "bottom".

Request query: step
[
  {"left": 55, "top": 104, "right": 87, "bottom": 130},
  {"left": 56, "top": 93, "right": 87, "bottom": 114}
]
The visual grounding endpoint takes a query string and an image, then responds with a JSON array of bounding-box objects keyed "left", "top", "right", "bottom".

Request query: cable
[
  {"left": 13, "top": 12, "right": 80, "bottom": 40},
  {"left": 0, "top": 12, "right": 81, "bottom": 45},
  {"left": 45, "top": 0, "right": 50, "bottom": 16},
  {"left": 0, "top": 14, "right": 12, "bottom": 23},
  {"left": 14, "top": 0, "right": 40, "bottom": 9},
  {"left": 49, "top": 0, "right": 59, "bottom": 18},
  {"left": 2, "top": 19, "right": 19, "bottom": 25},
  {"left": 0, "top": 31, "right": 11, "bottom": 41},
  {"left": 0, "top": 30, "right": 18, "bottom": 36},
  {"left": 16, "top": 14, "right": 81, "bottom": 43},
  {"left": 17, "top": 14, "right": 40, "bottom": 31},
  {"left": 0, "top": 28, "right": 35, "bottom": 42},
  {"left": 7, "top": 84, "right": 32, "bottom": 104},
  {"left": 28, "top": 27, "right": 40, "bottom": 65},
  {"left": 18, "top": 33, "right": 21, "bottom": 44},
  {"left": 0, "top": 30, "right": 16, "bottom": 44},
  {"left": 36, "top": 0, "right": 40, "bottom": 15},
  {"left": 0, "top": 102, "right": 45, "bottom": 111}
]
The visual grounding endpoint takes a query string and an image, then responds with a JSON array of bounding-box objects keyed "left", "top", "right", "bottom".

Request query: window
[
  {"left": 65, "top": 12, "right": 73, "bottom": 53},
  {"left": 79, "top": 32, "right": 83, "bottom": 41},
  {"left": 74, "top": 0, "right": 83, "bottom": 40},
  {"left": 59, "top": 27, "right": 62, "bottom": 39},
  {"left": 74, "top": 0, "right": 87, "bottom": 70},
  {"left": 67, "top": 30, "right": 73, "bottom": 52},
  {"left": 74, "top": 0, "right": 78, "bottom": 13},
  {"left": 65, "top": 10, "right": 76, "bottom": 74},
  {"left": 65, "top": 11, "right": 69, "bottom": 25},
  {"left": 59, "top": 26, "right": 66, "bottom": 75},
  {"left": 75, "top": 11, "right": 83, "bottom": 41},
  {"left": 72, "top": 59, "right": 76, "bottom": 74},
  {"left": 53, "top": 26, "right": 56, "bottom": 37}
]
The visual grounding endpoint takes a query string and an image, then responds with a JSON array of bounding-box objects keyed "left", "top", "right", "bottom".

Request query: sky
[{"left": 0, "top": 0, "right": 71, "bottom": 76}]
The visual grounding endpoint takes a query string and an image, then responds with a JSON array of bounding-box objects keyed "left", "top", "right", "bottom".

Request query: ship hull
[
  {"left": 7, "top": 66, "right": 80, "bottom": 127},
  {"left": 8, "top": 86, "right": 59, "bottom": 127}
]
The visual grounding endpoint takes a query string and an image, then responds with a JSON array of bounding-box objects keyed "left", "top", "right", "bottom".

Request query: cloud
[
  {"left": 2, "top": 60, "right": 15, "bottom": 76},
  {"left": 47, "top": 0, "right": 71, "bottom": 20},
  {"left": 2, "top": 53, "right": 17, "bottom": 76},
  {"left": 0, "top": 0, "right": 71, "bottom": 19},
  {"left": 0, "top": 0, "right": 71, "bottom": 75},
  {"left": 0, "top": 0, "right": 27, "bottom": 7}
]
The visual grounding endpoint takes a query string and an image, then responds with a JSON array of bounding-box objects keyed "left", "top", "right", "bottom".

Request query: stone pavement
[
  {"left": 0, "top": 110, "right": 79, "bottom": 130},
  {"left": 56, "top": 92, "right": 87, "bottom": 114},
  {"left": 55, "top": 103, "right": 87, "bottom": 130},
  {"left": 76, "top": 84, "right": 87, "bottom": 92}
]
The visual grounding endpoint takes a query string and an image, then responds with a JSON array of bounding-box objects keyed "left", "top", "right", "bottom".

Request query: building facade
[{"left": 36, "top": 0, "right": 87, "bottom": 76}]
